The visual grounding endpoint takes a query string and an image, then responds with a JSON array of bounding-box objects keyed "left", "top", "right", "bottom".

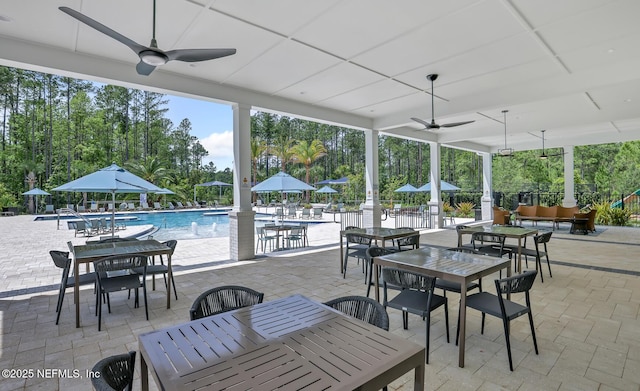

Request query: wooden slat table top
[
  {"left": 375, "top": 246, "right": 510, "bottom": 279},
  {"left": 139, "top": 294, "right": 425, "bottom": 391},
  {"left": 73, "top": 239, "right": 170, "bottom": 262}
]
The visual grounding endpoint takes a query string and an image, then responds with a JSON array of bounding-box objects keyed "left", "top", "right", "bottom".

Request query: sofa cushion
[
  {"left": 537, "top": 206, "right": 557, "bottom": 218},
  {"left": 556, "top": 206, "right": 579, "bottom": 218}
]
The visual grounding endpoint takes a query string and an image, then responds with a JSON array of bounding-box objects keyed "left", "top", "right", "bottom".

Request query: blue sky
[{"left": 165, "top": 95, "right": 235, "bottom": 170}]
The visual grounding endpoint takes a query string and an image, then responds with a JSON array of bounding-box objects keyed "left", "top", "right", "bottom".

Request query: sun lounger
[
  {"left": 45, "top": 204, "right": 55, "bottom": 214},
  {"left": 167, "top": 202, "right": 176, "bottom": 210},
  {"left": 127, "top": 202, "right": 135, "bottom": 210},
  {"left": 176, "top": 201, "right": 185, "bottom": 209},
  {"left": 90, "top": 202, "right": 98, "bottom": 212},
  {"left": 153, "top": 202, "right": 163, "bottom": 210}
]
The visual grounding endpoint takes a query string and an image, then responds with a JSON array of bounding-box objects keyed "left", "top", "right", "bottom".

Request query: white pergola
[{"left": 1, "top": 0, "right": 639, "bottom": 260}]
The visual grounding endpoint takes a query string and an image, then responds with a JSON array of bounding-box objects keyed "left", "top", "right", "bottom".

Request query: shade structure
[
  {"left": 53, "top": 163, "right": 163, "bottom": 236},
  {"left": 155, "top": 187, "right": 175, "bottom": 195},
  {"left": 417, "top": 181, "right": 461, "bottom": 192},
  {"left": 251, "top": 172, "right": 316, "bottom": 193},
  {"left": 194, "top": 180, "right": 232, "bottom": 204},
  {"left": 316, "top": 185, "right": 338, "bottom": 194},
  {"left": 252, "top": 172, "right": 315, "bottom": 203},
  {"left": 22, "top": 188, "right": 51, "bottom": 213},
  {"left": 394, "top": 184, "right": 419, "bottom": 193},
  {"left": 316, "top": 177, "right": 349, "bottom": 185}
]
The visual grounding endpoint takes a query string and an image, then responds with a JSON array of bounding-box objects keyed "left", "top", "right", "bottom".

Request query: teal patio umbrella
[
  {"left": 22, "top": 187, "right": 50, "bottom": 214},
  {"left": 53, "top": 163, "right": 163, "bottom": 236},
  {"left": 194, "top": 180, "right": 232, "bottom": 204},
  {"left": 252, "top": 172, "right": 316, "bottom": 203}
]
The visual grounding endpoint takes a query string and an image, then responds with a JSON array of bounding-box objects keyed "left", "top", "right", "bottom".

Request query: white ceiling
[{"left": 1, "top": 0, "right": 640, "bottom": 154}]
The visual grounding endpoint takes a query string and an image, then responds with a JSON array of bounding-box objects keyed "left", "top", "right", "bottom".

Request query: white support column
[
  {"left": 229, "top": 103, "right": 255, "bottom": 261},
  {"left": 481, "top": 152, "right": 493, "bottom": 220},
  {"left": 363, "top": 129, "right": 381, "bottom": 227},
  {"left": 428, "top": 142, "right": 442, "bottom": 228},
  {"left": 562, "top": 146, "right": 577, "bottom": 207}
]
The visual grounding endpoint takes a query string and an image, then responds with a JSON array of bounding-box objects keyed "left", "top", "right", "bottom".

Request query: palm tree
[
  {"left": 126, "top": 157, "right": 169, "bottom": 204},
  {"left": 291, "top": 139, "right": 327, "bottom": 201},
  {"left": 251, "top": 138, "right": 267, "bottom": 203},
  {"left": 271, "top": 135, "right": 296, "bottom": 172}
]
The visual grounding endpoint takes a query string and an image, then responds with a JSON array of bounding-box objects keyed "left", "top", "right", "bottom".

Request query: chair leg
[
  {"left": 366, "top": 260, "right": 373, "bottom": 298},
  {"left": 97, "top": 291, "right": 103, "bottom": 331},
  {"left": 143, "top": 282, "right": 149, "bottom": 321},
  {"left": 342, "top": 254, "right": 349, "bottom": 279},
  {"left": 444, "top": 301, "right": 450, "bottom": 343},
  {"left": 425, "top": 312, "right": 431, "bottom": 364},
  {"left": 528, "top": 311, "right": 539, "bottom": 355},
  {"left": 545, "top": 254, "right": 552, "bottom": 278},
  {"left": 402, "top": 311, "right": 408, "bottom": 330},
  {"left": 537, "top": 255, "right": 544, "bottom": 283},
  {"left": 502, "top": 318, "right": 514, "bottom": 371}
]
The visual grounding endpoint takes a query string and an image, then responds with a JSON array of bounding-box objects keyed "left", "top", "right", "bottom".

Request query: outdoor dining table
[
  {"left": 339, "top": 227, "right": 419, "bottom": 273},
  {"left": 138, "top": 294, "right": 426, "bottom": 391},
  {"left": 71, "top": 239, "right": 173, "bottom": 328},
  {"left": 373, "top": 246, "right": 511, "bottom": 368},
  {"left": 262, "top": 224, "right": 296, "bottom": 251},
  {"left": 457, "top": 225, "right": 538, "bottom": 272}
]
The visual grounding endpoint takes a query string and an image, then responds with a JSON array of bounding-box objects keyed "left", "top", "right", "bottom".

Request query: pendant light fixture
[{"left": 498, "top": 110, "right": 514, "bottom": 156}]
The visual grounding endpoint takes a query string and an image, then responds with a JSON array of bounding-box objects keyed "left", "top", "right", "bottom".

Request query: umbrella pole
[{"left": 111, "top": 192, "right": 116, "bottom": 237}]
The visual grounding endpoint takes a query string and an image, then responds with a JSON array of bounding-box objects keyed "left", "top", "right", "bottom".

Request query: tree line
[{"left": 1, "top": 65, "right": 638, "bottom": 212}]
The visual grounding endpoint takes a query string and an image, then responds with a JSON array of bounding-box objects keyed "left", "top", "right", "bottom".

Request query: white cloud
[{"left": 200, "top": 131, "right": 234, "bottom": 169}]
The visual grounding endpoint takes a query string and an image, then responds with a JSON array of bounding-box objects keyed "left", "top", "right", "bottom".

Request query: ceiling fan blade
[
  {"left": 165, "top": 48, "right": 237, "bottom": 63},
  {"left": 411, "top": 117, "right": 431, "bottom": 128},
  {"left": 136, "top": 61, "right": 156, "bottom": 76},
  {"left": 59, "top": 7, "right": 147, "bottom": 55},
  {"left": 440, "top": 120, "right": 475, "bottom": 128}
]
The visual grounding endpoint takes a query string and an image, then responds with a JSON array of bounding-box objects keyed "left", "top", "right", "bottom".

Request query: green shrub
[
  {"left": 455, "top": 202, "right": 475, "bottom": 218},
  {"left": 593, "top": 201, "right": 631, "bottom": 226}
]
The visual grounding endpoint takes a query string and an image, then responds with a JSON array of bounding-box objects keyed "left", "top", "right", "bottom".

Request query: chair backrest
[
  {"left": 455, "top": 224, "right": 470, "bottom": 233},
  {"left": 495, "top": 270, "right": 538, "bottom": 295},
  {"left": 346, "top": 233, "right": 371, "bottom": 246},
  {"left": 45, "top": 204, "right": 54, "bottom": 212},
  {"left": 381, "top": 267, "right": 436, "bottom": 291},
  {"left": 344, "top": 225, "right": 359, "bottom": 230},
  {"left": 534, "top": 231, "right": 552, "bottom": 245},
  {"left": 471, "top": 232, "right": 506, "bottom": 248},
  {"left": 176, "top": 201, "right": 184, "bottom": 208},
  {"left": 67, "top": 241, "right": 75, "bottom": 255},
  {"left": 365, "top": 246, "right": 394, "bottom": 262},
  {"left": 301, "top": 208, "right": 311, "bottom": 217},
  {"left": 94, "top": 254, "right": 148, "bottom": 278},
  {"left": 396, "top": 233, "right": 419, "bottom": 250},
  {"left": 163, "top": 239, "right": 178, "bottom": 254},
  {"left": 91, "top": 351, "right": 136, "bottom": 391},
  {"left": 50, "top": 250, "right": 71, "bottom": 270},
  {"left": 323, "top": 296, "right": 389, "bottom": 331},
  {"left": 190, "top": 285, "right": 264, "bottom": 320},
  {"left": 275, "top": 208, "right": 284, "bottom": 217},
  {"left": 154, "top": 202, "right": 161, "bottom": 209}
]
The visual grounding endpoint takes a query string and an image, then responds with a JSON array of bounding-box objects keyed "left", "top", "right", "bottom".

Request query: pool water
[{"left": 126, "top": 210, "right": 231, "bottom": 241}]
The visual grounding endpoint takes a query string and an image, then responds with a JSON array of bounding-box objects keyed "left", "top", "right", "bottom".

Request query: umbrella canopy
[
  {"left": 22, "top": 188, "right": 51, "bottom": 196},
  {"left": 251, "top": 172, "right": 316, "bottom": 192},
  {"left": 194, "top": 180, "right": 232, "bottom": 203},
  {"left": 155, "top": 188, "right": 175, "bottom": 195},
  {"left": 53, "top": 163, "right": 163, "bottom": 236},
  {"left": 417, "top": 181, "right": 461, "bottom": 192},
  {"left": 22, "top": 187, "right": 51, "bottom": 213},
  {"left": 316, "top": 185, "right": 338, "bottom": 194},
  {"left": 394, "top": 184, "right": 419, "bottom": 193},
  {"left": 316, "top": 177, "right": 349, "bottom": 185}
]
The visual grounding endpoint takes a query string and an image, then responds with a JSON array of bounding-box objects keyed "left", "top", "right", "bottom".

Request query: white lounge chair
[{"left": 153, "top": 202, "right": 163, "bottom": 210}]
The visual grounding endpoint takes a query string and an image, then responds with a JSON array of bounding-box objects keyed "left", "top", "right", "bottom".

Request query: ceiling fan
[
  {"left": 498, "top": 110, "right": 514, "bottom": 156},
  {"left": 539, "top": 129, "right": 565, "bottom": 159},
  {"left": 411, "top": 74, "right": 475, "bottom": 130},
  {"left": 59, "top": 0, "right": 236, "bottom": 76}
]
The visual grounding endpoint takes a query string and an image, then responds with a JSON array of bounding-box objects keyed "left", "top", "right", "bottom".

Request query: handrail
[{"left": 56, "top": 208, "right": 91, "bottom": 230}]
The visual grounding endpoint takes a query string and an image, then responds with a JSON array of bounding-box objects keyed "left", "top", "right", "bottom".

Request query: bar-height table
[
  {"left": 339, "top": 227, "right": 419, "bottom": 273},
  {"left": 71, "top": 239, "right": 172, "bottom": 328},
  {"left": 139, "top": 294, "right": 426, "bottom": 391},
  {"left": 374, "top": 246, "right": 510, "bottom": 367},
  {"left": 457, "top": 225, "right": 538, "bottom": 272}
]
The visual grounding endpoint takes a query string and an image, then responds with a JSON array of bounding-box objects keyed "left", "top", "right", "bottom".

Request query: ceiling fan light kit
[
  {"left": 411, "top": 74, "right": 475, "bottom": 130},
  {"left": 59, "top": 0, "right": 236, "bottom": 76}
]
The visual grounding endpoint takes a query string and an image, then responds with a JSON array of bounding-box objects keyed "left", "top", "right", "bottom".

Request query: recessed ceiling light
[
  {"left": 624, "top": 98, "right": 632, "bottom": 103},
  {"left": 607, "top": 48, "right": 615, "bottom": 54},
  {"left": 0, "top": 14, "right": 13, "bottom": 22}
]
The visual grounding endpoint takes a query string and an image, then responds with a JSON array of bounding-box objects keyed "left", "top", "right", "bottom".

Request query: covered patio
[
  {"left": 2, "top": 1, "right": 640, "bottom": 261},
  {"left": 0, "top": 215, "right": 638, "bottom": 390}
]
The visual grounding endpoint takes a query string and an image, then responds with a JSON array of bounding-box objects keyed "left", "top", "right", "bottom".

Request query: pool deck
[{"left": 0, "top": 210, "right": 639, "bottom": 390}]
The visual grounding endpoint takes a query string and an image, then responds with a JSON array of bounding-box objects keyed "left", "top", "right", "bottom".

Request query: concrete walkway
[{"left": 0, "top": 213, "right": 639, "bottom": 390}]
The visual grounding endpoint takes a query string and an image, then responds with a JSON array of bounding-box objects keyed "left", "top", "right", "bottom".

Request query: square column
[
  {"left": 363, "top": 129, "right": 381, "bottom": 227},
  {"left": 562, "top": 146, "right": 577, "bottom": 207},
  {"left": 481, "top": 152, "right": 493, "bottom": 220},
  {"left": 230, "top": 103, "right": 255, "bottom": 261},
  {"left": 428, "top": 142, "right": 442, "bottom": 228}
]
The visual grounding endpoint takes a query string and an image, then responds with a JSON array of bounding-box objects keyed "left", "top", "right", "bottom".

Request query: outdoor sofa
[{"left": 514, "top": 205, "right": 579, "bottom": 229}]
